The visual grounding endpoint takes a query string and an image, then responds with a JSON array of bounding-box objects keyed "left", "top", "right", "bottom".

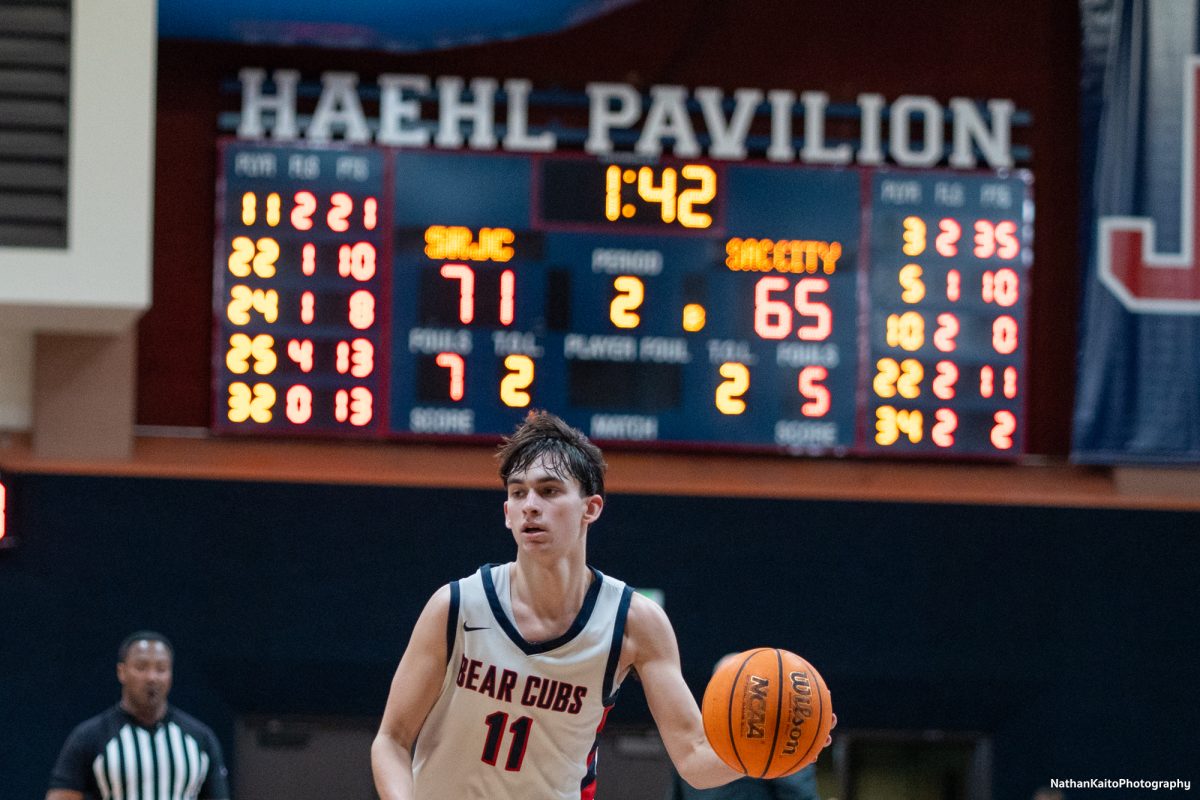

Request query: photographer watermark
[{"left": 1051, "top": 779, "right": 1191, "bottom": 791}]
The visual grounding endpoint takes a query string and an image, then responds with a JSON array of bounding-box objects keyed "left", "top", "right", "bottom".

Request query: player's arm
[
  {"left": 45, "top": 791, "right": 83, "bottom": 800},
  {"left": 625, "top": 594, "right": 743, "bottom": 790},
  {"left": 371, "top": 584, "right": 453, "bottom": 800}
]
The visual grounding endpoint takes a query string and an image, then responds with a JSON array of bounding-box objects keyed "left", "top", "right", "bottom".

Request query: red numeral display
[
  {"left": 334, "top": 387, "right": 373, "bottom": 426},
  {"left": 285, "top": 385, "right": 313, "bottom": 424},
  {"left": 753, "top": 277, "right": 832, "bottom": 340},
  {"left": 798, "top": 366, "right": 830, "bottom": 417},
  {"left": 435, "top": 352, "right": 466, "bottom": 401}
]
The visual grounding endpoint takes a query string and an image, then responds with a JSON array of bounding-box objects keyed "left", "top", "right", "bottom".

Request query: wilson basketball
[{"left": 701, "top": 648, "right": 833, "bottom": 778}]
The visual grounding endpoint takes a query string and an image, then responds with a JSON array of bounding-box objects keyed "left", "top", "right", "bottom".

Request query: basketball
[{"left": 701, "top": 648, "right": 833, "bottom": 778}]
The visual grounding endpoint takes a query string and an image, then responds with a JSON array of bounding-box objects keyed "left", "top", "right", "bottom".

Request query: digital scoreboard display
[{"left": 214, "top": 142, "right": 1031, "bottom": 457}]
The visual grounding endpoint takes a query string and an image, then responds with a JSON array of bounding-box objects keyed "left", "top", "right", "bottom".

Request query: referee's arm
[{"left": 46, "top": 721, "right": 89, "bottom": 800}]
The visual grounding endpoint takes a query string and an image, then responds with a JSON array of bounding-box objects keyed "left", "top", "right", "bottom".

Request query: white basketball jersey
[{"left": 413, "top": 563, "right": 633, "bottom": 800}]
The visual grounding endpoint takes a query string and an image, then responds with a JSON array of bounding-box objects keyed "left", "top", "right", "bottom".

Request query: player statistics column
[
  {"left": 864, "top": 171, "right": 1033, "bottom": 457},
  {"left": 213, "top": 143, "right": 388, "bottom": 435}
]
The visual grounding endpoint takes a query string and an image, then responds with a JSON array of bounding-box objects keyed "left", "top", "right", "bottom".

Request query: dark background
[{"left": 2, "top": 472, "right": 1198, "bottom": 799}]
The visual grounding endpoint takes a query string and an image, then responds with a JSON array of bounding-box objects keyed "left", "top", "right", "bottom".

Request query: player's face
[
  {"left": 504, "top": 454, "right": 602, "bottom": 555},
  {"left": 117, "top": 640, "right": 173, "bottom": 715}
]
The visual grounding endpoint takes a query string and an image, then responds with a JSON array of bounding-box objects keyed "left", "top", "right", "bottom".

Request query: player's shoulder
[{"left": 624, "top": 589, "right": 672, "bottom": 635}]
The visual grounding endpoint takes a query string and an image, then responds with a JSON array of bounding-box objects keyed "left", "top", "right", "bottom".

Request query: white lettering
[
  {"left": 934, "top": 181, "right": 965, "bottom": 207},
  {"left": 856, "top": 93, "right": 886, "bottom": 166},
  {"left": 890, "top": 95, "right": 944, "bottom": 168},
  {"left": 436, "top": 76, "right": 499, "bottom": 150},
  {"left": 233, "top": 152, "right": 276, "bottom": 178},
  {"left": 695, "top": 87, "right": 762, "bottom": 160},
  {"left": 584, "top": 82, "right": 641, "bottom": 155},
  {"left": 492, "top": 331, "right": 544, "bottom": 357},
  {"left": 335, "top": 156, "right": 370, "bottom": 181},
  {"left": 378, "top": 74, "right": 431, "bottom": 147},
  {"left": 237, "top": 68, "right": 299, "bottom": 140},
  {"left": 591, "top": 415, "right": 658, "bottom": 440},
  {"left": 980, "top": 183, "right": 1015, "bottom": 209},
  {"left": 776, "top": 342, "right": 840, "bottom": 368},
  {"left": 563, "top": 335, "right": 636, "bottom": 361},
  {"left": 591, "top": 249, "right": 663, "bottom": 276},
  {"left": 408, "top": 328, "right": 473, "bottom": 355},
  {"left": 707, "top": 339, "right": 756, "bottom": 365},
  {"left": 766, "top": 89, "right": 797, "bottom": 162},
  {"left": 774, "top": 420, "right": 838, "bottom": 449},
  {"left": 800, "top": 91, "right": 852, "bottom": 165},
  {"left": 410, "top": 407, "right": 475, "bottom": 434},
  {"left": 231, "top": 71, "right": 1019, "bottom": 169},
  {"left": 287, "top": 154, "right": 319, "bottom": 179},
  {"left": 639, "top": 337, "right": 690, "bottom": 363},
  {"left": 635, "top": 85, "right": 700, "bottom": 158},
  {"left": 503, "top": 79, "right": 556, "bottom": 152},
  {"left": 949, "top": 98, "right": 1014, "bottom": 169},
  {"left": 307, "top": 72, "right": 371, "bottom": 143},
  {"left": 879, "top": 180, "right": 922, "bottom": 204}
]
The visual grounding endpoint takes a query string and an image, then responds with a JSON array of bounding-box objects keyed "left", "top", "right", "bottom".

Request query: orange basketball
[{"left": 701, "top": 648, "right": 834, "bottom": 779}]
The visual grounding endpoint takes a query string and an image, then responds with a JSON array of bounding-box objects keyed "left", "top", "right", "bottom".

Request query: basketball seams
[
  {"left": 725, "top": 649, "right": 759, "bottom": 775},
  {"left": 758, "top": 648, "right": 784, "bottom": 778}
]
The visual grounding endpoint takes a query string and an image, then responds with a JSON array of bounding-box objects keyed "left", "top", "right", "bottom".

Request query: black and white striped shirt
[{"left": 50, "top": 705, "right": 229, "bottom": 800}]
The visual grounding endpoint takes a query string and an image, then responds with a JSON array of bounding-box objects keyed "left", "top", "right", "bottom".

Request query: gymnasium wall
[{"left": 1, "top": 472, "right": 1196, "bottom": 800}]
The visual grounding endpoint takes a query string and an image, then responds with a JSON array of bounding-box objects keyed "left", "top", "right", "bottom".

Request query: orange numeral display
[
  {"left": 228, "top": 236, "right": 279, "bottom": 278},
  {"left": 226, "top": 333, "right": 276, "bottom": 375},
  {"left": 501, "top": 355, "right": 535, "bottom": 408},
  {"left": 228, "top": 382, "right": 275, "bottom": 423},
  {"left": 228, "top": 286, "right": 279, "bottom": 325},
  {"left": 875, "top": 406, "right": 923, "bottom": 446}
]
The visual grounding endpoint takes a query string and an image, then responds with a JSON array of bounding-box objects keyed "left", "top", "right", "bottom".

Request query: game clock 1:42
[{"left": 538, "top": 158, "right": 722, "bottom": 230}]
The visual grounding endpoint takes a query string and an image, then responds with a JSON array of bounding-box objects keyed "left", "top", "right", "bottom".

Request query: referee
[{"left": 46, "top": 631, "right": 230, "bottom": 800}]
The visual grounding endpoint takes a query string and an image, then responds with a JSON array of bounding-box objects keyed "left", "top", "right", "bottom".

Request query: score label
[
  {"left": 213, "top": 146, "right": 387, "bottom": 435},
  {"left": 214, "top": 142, "right": 1033, "bottom": 459}
]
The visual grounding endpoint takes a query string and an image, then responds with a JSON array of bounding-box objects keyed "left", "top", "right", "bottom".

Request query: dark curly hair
[{"left": 497, "top": 411, "right": 607, "bottom": 498}]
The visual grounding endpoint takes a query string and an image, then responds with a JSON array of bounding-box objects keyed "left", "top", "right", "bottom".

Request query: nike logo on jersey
[{"left": 463, "top": 622, "right": 489, "bottom": 632}]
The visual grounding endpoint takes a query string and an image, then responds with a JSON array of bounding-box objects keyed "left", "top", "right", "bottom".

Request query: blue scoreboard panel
[{"left": 214, "top": 142, "right": 1032, "bottom": 457}]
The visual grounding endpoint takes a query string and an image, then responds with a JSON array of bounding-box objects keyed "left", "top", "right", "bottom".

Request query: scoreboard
[{"left": 214, "top": 141, "right": 1032, "bottom": 457}]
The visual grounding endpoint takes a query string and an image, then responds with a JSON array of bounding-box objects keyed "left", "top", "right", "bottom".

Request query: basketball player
[{"left": 372, "top": 411, "right": 747, "bottom": 799}]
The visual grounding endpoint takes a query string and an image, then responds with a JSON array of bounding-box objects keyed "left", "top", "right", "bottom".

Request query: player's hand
[{"left": 823, "top": 713, "right": 837, "bottom": 747}]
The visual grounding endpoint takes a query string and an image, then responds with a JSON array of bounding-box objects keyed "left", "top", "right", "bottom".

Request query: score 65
[{"left": 753, "top": 277, "right": 832, "bottom": 340}]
